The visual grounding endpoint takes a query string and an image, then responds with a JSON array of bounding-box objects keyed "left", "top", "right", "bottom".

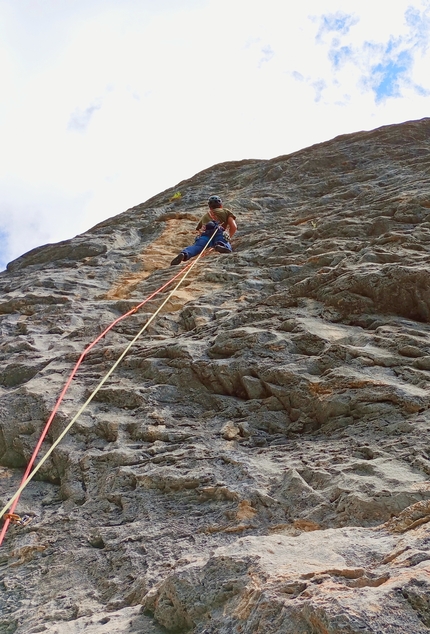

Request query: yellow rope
[{"left": 0, "top": 243, "right": 212, "bottom": 520}]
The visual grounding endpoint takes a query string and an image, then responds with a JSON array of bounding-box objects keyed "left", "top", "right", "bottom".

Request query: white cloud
[{"left": 304, "top": 1, "right": 430, "bottom": 103}]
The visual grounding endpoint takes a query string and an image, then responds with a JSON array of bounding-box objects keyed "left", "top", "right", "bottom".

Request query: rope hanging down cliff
[
  {"left": 1, "top": 259, "right": 197, "bottom": 543},
  {"left": 0, "top": 236, "right": 216, "bottom": 546}
]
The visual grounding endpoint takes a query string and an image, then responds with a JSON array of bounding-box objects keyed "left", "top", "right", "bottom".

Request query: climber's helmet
[{"left": 208, "top": 195, "right": 222, "bottom": 209}]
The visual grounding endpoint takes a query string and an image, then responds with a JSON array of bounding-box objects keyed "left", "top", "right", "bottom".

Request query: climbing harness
[{"left": 0, "top": 234, "right": 218, "bottom": 545}]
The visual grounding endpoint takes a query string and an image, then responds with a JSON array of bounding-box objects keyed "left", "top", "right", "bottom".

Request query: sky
[{"left": 1, "top": 0, "right": 430, "bottom": 271}]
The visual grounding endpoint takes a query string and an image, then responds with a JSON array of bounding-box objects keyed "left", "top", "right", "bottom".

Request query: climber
[
  {"left": 170, "top": 195, "right": 237, "bottom": 266},
  {"left": 196, "top": 195, "right": 237, "bottom": 239}
]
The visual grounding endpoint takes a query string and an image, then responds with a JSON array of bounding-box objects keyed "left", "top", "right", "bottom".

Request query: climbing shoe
[
  {"left": 170, "top": 253, "right": 185, "bottom": 266},
  {"left": 214, "top": 244, "right": 231, "bottom": 254}
]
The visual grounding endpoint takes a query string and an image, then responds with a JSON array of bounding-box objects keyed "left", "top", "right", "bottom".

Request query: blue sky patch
[
  {"left": 405, "top": 5, "right": 430, "bottom": 51},
  {"left": 371, "top": 49, "right": 412, "bottom": 102},
  {"left": 406, "top": 6, "right": 421, "bottom": 27},
  {"left": 414, "top": 84, "right": 430, "bottom": 97},
  {"left": 318, "top": 5, "right": 430, "bottom": 105},
  {"left": 329, "top": 45, "right": 353, "bottom": 69},
  {"left": 317, "top": 12, "right": 359, "bottom": 40}
]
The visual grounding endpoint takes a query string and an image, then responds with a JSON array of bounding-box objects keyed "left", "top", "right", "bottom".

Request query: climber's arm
[{"left": 227, "top": 216, "right": 237, "bottom": 239}]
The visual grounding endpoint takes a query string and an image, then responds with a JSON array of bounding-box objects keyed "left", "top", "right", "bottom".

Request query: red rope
[{"left": 0, "top": 258, "right": 198, "bottom": 545}]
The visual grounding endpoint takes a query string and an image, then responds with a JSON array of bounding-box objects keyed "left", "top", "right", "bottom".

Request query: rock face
[{"left": 1, "top": 118, "right": 430, "bottom": 633}]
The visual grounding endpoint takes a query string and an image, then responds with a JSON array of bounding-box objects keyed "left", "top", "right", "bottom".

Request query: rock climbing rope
[{"left": 0, "top": 237, "right": 217, "bottom": 546}]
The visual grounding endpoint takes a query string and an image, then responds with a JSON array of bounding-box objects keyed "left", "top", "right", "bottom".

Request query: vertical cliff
[{"left": 1, "top": 118, "right": 430, "bottom": 633}]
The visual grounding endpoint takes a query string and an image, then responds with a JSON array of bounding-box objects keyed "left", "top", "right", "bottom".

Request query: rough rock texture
[{"left": 1, "top": 117, "right": 430, "bottom": 633}]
